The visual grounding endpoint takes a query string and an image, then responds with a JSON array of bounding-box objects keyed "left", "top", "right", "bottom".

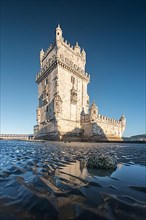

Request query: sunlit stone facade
[{"left": 34, "top": 25, "right": 126, "bottom": 141}]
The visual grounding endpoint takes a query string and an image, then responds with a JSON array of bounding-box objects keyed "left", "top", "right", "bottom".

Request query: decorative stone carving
[
  {"left": 54, "top": 95, "right": 62, "bottom": 113},
  {"left": 71, "top": 87, "right": 77, "bottom": 104}
]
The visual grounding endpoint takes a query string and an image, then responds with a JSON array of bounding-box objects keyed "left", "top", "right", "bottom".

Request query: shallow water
[{"left": 0, "top": 140, "right": 146, "bottom": 220}]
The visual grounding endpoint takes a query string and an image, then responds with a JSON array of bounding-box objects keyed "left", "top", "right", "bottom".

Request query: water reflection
[
  {"left": 56, "top": 160, "right": 146, "bottom": 196},
  {"left": 55, "top": 160, "right": 116, "bottom": 181},
  {"left": 55, "top": 161, "right": 88, "bottom": 186},
  {"left": 88, "top": 168, "right": 114, "bottom": 177},
  {"left": 112, "top": 163, "right": 146, "bottom": 186}
]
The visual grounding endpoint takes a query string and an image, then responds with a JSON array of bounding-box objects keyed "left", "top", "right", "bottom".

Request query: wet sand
[{"left": 0, "top": 140, "right": 146, "bottom": 220}]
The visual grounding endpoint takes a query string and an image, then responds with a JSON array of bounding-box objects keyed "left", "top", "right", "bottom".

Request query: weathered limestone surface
[{"left": 34, "top": 25, "right": 126, "bottom": 141}]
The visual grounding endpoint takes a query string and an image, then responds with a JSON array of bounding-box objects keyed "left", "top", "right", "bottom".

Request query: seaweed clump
[{"left": 87, "top": 154, "right": 117, "bottom": 170}]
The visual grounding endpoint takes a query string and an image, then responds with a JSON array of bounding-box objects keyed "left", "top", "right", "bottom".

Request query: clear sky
[{"left": 1, "top": 0, "right": 145, "bottom": 137}]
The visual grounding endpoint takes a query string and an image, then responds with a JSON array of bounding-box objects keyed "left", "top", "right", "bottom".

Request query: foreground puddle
[
  {"left": 55, "top": 161, "right": 146, "bottom": 220},
  {"left": 56, "top": 160, "right": 146, "bottom": 187},
  {"left": 56, "top": 160, "right": 146, "bottom": 200}
]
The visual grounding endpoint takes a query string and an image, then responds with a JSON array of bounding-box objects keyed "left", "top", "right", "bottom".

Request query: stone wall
[{"left": 81, "top": 113, "right": 126, "bottom": 140}]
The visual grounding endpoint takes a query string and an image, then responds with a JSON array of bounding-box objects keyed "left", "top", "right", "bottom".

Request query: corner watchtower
[{"left": 56, "top": 24, "right": 63, "bottom": 41}]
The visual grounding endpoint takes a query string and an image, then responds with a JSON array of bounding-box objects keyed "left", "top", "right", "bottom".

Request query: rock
[{"left": 86, "top": 154, "right": 117, "bottom": 170}]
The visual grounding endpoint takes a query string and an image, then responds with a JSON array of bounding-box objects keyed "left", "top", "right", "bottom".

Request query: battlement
[
  {"left": 36, "top": 25, "right": 87, "bottom": 83},
  {"left": 59, "top": 38, "right": 86, "bottom": 59},
  {"left": 41, "top": 43, "right": 55, "bottom": 61},
  {"left": 36, "top": 30, "right": 90, "bottom": 83},
  {"left": 96, "top": 114, "right": 122, "bottom": 124},
  {"left": 82, "top": 113, "right": 122, "bottom": 125},
  {"left": 36, "top": 58, "right": 90, "bottom": 83},
  {"left": 41, "top": 39, "right": 86, "bottom": 62},
  {"left": 36, "top": 54, "right": 57, "bottom": 82}
]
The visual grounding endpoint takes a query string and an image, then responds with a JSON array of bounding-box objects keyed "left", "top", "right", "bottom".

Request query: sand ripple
[{"left": 0, "top": 140, "right": 146, "bottom": 219}]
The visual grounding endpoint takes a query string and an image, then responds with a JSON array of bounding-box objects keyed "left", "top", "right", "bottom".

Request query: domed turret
[
  {"left": 56, "top": 24, "right": 62, "bottom": 41},
  {"left": 74, "top": 42, "right": 81, "bottom": 53},
  {"left": 89, "top": 101, "right": 98, "bottom": 120},
  {"left": 119, "top": 113, "right": 126, "bottom": 135},
  {"left": 120, "top": 113, "right": 126, "bottom": 126},
  {"left": 40, "top": 48, "right": 44, "bottom": 68},
  {"left": 81, "top": 48, "right": 86, "bottom": 61}
]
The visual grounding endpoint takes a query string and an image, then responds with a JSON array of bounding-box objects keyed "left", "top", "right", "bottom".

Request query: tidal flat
[{"left": 0, "top": 140, "right": 146, "bottom": 220}]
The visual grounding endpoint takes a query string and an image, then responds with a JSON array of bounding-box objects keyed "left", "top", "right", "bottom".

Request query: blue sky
[{"left": 1, "top": 0, "right": 145, "bottom": 137}]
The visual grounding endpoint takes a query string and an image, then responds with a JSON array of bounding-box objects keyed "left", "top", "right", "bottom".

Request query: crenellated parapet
[
  {"left": 36, "top": 54, "right": 57, "bottom": 82},
  {"left": 43, "top": 43, "right": 56, "bottom": 58},
  {"left": 96, "top": 114, "right": 122, "bottom": 125},
  {"left": 36, "top": 51, "right": 90, "bottom": 83},
  {"left": 84, "top": 102, "right": 126, "bottom": 126},
  {"left": 36, "top": 24, "right": 88, "bottom": 83},
  {"left": 57, "top": 39, "right": 86, "bottom": 62},
  {"left": 81, "top": 113, "right": 123, "bottom": 125},
  {"left": 57, "top": 54, "right": 90, "bottom": 82},
  {"left": 81, "top": 110, "right": 126, "bottom": 140}
]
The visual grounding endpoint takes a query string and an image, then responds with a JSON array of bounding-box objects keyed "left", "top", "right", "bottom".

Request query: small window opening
[
  {"left": 71, "top": 76, "right": 75, "bottom": 84},
  {"left": 45, "top": 78, "right": 48, "bottom": 85}
]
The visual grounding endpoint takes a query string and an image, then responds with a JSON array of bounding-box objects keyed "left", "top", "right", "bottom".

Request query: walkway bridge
[{"left": 0, "top": 134, "right": 34, "bottom": 140}]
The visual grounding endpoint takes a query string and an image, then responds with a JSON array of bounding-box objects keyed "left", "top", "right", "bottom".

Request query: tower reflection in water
[
  {"left": 55, "top": 160, "right": 114, "bottom": 186},
  {"left": 55, "top": 160, "right": 88, "bottom": 185}
]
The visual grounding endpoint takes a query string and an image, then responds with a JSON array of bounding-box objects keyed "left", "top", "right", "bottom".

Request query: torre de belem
[{"left": 34, "top": 25, "right": 126, "bottom": 141}]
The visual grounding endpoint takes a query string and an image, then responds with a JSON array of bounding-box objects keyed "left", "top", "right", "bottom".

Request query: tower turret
[
  {"left": 120, "top": 113, "right": 126, "bottom": 125},
  {"left": 74, "top": 42, "right": 81, "bottom": 53},
  {"left": 40, "top": 48, "right": 44, "bottom": 68},
  {"left": 56, "top": 24, "right": 62, "bottom": 41},
  {"left": 89, "top": 102, "right": 98, "bottom": 120},
  {"left": 81, "top": 48, "right": 86, "bottom": 62},
  {"left": 119, "top": 113, "right": 126, "bottom": 135}
]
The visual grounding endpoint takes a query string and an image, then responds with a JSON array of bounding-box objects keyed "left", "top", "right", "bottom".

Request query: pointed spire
[
  {"left": 90, "top": 100, "right": 97, "bottom": 109},
  {"left": 82, "top": 47, "right": 85, "bottom": 53},
  {"left": 119, "top": 113, "right": 126, "bottom": 122},
  {"left": 74, "top": 42, "right": 80, "bottom": 52},
  {"left": 56, "top": 24, "right": 61, "bottom": 29},
  {"left": 121, "top": 113, "right": 125, "bottom": 117},
  {"left": 56, "top": 24, "right": 62, "bottom": 32}
]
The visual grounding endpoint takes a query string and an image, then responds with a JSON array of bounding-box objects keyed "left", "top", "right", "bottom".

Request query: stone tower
[
  {"left": 34, "top": 25, "right": 126, "bottom": 141},
  {"left": 34, "top": 25, "right": 90, "bottom": 140}
]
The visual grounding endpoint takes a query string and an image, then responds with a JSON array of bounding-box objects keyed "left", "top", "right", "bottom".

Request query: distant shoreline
[{"left": 0, "top": 138, "right": 146, "bottom": 144}]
